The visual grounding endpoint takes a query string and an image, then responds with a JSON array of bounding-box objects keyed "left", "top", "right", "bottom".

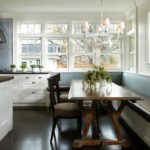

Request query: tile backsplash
[{"left": 0, "top": 18, "right": 13, "bottom": 71}]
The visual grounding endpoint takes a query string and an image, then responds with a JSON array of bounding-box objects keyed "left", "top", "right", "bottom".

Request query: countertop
[
  {"left": 0, "top": 71, "right": 50, "bottom": 74},
  {"left": 0, "top": 76, "right": 14, "bottom": 83}
]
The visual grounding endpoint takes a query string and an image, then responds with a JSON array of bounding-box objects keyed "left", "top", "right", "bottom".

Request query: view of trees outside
[{"left": 19, "top": 22, "right": 121, "bottom": 70}]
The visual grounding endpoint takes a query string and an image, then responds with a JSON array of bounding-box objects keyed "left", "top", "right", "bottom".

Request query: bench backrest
[
  {"left": 122, "top": 72, "right": 150, "bottom": 97},
  {"left": 58, "top": 72, "right": 122, "bottom": 85}
]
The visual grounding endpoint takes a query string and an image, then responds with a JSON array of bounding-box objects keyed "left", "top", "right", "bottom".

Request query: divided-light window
[
  {"left": 46, "top": 24, "right": 68, "bottom": 34},
  {"left": 17, "top": 21, "right": 122, "bottom": 71},
  {"left": 20, "top": 24, "right": 41, "bottom": 33}
]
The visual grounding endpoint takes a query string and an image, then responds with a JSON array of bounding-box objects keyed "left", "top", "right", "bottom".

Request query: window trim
[{"left": 14, "top": 15, "right": 124, "bottom": 72}]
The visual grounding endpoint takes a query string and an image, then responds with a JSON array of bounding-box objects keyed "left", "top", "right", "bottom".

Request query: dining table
[{"left": 68, "top": 79, "right": 143, "bottom": 149}]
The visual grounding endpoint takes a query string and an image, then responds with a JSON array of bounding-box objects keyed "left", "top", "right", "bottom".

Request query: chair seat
[
  {"left": 59, "top": 93, "right": 69, "bottom": 101},
  {"left": 54, "top": 102, "right": 80, "bottom": 117}
]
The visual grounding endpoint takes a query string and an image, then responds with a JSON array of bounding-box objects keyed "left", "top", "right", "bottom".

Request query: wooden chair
[
  {"left": 50, "top": 73, "right": 69, "bottom": 103},
  {"left": 47, "top": 76, "right": 81, "bottom": 142}
]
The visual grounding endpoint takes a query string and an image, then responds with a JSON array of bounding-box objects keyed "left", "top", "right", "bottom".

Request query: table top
[{"left": 68, "top": 80, "right": 143, "bottom": 101}]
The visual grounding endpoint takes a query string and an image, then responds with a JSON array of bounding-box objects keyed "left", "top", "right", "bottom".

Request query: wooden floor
[{"left": 0, "top": 109, "right": 148, "bottom": 150}]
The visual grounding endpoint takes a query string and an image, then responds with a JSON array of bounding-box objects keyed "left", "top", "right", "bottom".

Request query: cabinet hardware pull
[
  {"left": 26, "top": 77, "right": 29, "bottom": 79},
  {"left": 38, "top": 77, "right": 42, "bottom": 79},
  {"left": 32, "top": 91, "right": 36, "bottom": 94},
  {"left": 32, "top": 82, "right": 36, "bottom": 84}
]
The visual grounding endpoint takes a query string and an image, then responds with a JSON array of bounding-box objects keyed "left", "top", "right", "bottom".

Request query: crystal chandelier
[{"left": 81, "top": 0, "right": 125, "bottom": 36}]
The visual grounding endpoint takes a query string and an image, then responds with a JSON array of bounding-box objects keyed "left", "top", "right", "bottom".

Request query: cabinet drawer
[
  {"left": 13, "top": 92, "right": 48, "bottom": 103},
  {"left": 22, "top": 92, "right": 47, "bottom": 103},
  {"left": 22, "top": 82, "right": 45, "bottom": 89}
]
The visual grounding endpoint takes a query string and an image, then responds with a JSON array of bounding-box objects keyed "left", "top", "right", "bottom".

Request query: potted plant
[
  {"left": 10, "top": 64, "right": 16, "bottom": 72},
  {"left": 20, "top": 64, "right": 27, "bottom": 72},
  {"left": 30, "top": 64, "right": 36, "bottom": 72},
  {"left": 83, "top": 65, "right": 112, "bottom": 88},
  {"left": 37, "top": 65, "right": 44, "bottom": 72}
]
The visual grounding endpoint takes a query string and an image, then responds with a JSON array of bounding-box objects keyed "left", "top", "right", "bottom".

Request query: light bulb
[
  {"left": 120, "top": 21, "right": 125, "bottom": 29},
  {"left": 104, "top": 18, "right": 110, "bottom": 26},
  {"left": 81, "top": 21, "right": 89, "bottom": 33},
  {"left": 84, "top": 21, "right": 89, "bottom": 29}
]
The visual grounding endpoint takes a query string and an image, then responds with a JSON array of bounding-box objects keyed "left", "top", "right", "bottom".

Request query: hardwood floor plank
[{"left": 0, "top": 109, "right": 148, "bottom": 150}]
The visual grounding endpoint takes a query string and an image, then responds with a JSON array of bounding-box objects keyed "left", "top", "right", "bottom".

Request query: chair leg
[
  {"left": 77, "top": 116, "right": 82, "bottom": 138},
  {"left": 50, "top": 117, "right": 57, "bottom": 142}
]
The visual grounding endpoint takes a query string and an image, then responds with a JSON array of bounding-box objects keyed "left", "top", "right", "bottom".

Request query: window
[
  {"left": 46, "top": 24, "right": 68, "bottom": 34},
  {"left": 21, "top": 39, "right": 41, "bottom": 53},
  {"left": 16, "top": 20, "right": 123, "bottom": 71},
  {"left": 20, "top": 24, "right": 41, "bottom": 33},
  {"left": 20, "top": 38, "right": 41, "bottom": 67},
  {"left": 71, "top": 38, "right": 94, "bottom": 69},
  {"left": 47, "top": 39, "right": 68, "bottom": 69}
]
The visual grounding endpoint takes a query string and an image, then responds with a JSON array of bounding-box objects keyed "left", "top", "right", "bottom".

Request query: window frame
[{"left": 15, "top": 18, "right": 124, "bottom": 72}]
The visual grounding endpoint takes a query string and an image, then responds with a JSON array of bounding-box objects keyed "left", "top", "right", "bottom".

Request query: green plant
[
  {"left": 37, "top": 65, "right": 44, "bottom": 68},
  {"left": 10, "top": 64, "right": 16, "bottom": 68},
  {"left": 83, "top": 65, "right": 112, "bottom": 87},
  {"left": 30, "top": 64, "right": 36, "bottom": 68},
  {"left": 20, "top": 64, "right": 27, "bottom": 69},
  {"left": 93, "top": 65, "right": 112, "bottom": 82}
]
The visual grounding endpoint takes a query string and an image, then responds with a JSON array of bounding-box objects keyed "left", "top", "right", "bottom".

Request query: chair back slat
[
  {"left": 50, "top": 73, "right": 61, "bottom": 102},
  {"left": 47, "top": 77, "right": 57, "bottom": 113}
]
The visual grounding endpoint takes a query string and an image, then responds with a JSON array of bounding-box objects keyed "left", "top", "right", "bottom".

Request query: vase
[
  {"left": 99, "top": 79, "right": 106, "bottom": 87},
  {"left": 22, "top": 69, "right": 26, "bottom": 72},
  {"left": 31, "top": 68, "right": 35, "bottom": 72},
  {"left": 12, "top": 68, "right": 16, "bottom": 72}
]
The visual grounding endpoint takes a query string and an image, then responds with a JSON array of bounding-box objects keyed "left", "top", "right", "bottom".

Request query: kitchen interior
[{"left": 0, "top": 0, "right": 150, "bottom": 150}]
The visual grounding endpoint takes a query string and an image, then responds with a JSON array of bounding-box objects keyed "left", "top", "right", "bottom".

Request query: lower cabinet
[
  {"left": 13, "top": 74, "right": 50, "bottom": 106},
  {"left": 1, "top": 74, "right": 50, "bottom": 106}
]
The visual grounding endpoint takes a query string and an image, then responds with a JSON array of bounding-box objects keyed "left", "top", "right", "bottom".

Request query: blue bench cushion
[{"left": 122, "top": 72, "right": 150, "bottom": 119}]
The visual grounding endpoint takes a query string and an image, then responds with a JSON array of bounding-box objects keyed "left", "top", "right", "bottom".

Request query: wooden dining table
[{"left": 68, "top": 79, "right": 143, "bottom": 149}]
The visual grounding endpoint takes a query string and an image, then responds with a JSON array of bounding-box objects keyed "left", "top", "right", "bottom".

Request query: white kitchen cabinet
[
  {"left": 13, "top": 74, "right": 50, "bottom": 106},
  {"left": 0, "top": 79, "right": 13, "bottom": 141},
  {"left": 0, "top": 74, "right": 50, "bottom": 106}
]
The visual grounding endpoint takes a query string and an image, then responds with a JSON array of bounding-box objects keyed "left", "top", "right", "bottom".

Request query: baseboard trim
[
  {"left": 13, "top": 106, "right": 48, "bottom": 110},
  {"left": 120, "top": 117, "right": 150, "bottom": 150}
]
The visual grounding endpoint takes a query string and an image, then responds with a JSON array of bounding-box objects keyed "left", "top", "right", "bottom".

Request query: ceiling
[{"left": 0, "top": 0, "right": 137, "bottom": 13}]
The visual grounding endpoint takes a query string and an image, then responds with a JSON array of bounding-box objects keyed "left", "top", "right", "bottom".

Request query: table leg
[
  {"left": 73, "top": 101, "right": 129, "bottom": 149},
  {"left": 107, "top": 101, "right": 129, "bottom": 148},
  {"left": 80, "top": 103, "right": 96, "bottom": 138}
]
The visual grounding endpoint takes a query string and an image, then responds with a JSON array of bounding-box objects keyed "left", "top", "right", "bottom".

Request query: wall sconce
[{"left": 0, "top": 29, "right": 6, "bottom": 43}]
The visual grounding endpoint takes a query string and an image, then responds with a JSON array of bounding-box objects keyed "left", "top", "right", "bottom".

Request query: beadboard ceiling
[{"left": 0, "top": 0, "right": 139, "bottom": 13}]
